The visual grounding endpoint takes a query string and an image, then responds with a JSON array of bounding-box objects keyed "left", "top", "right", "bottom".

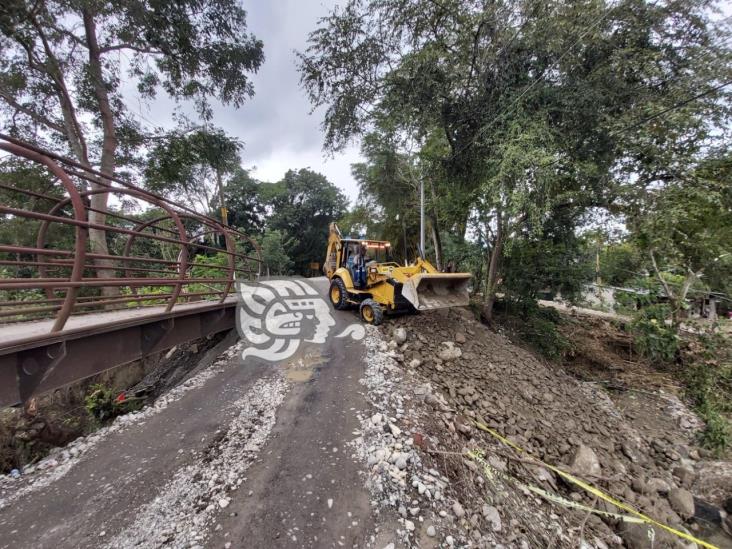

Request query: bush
[
  {"left": 84, "top": 384, "right": 141, "bottom": 422},
  {"left": 683, "top": 330, "right": 732, "bottom": 455},
  {"left": 630, "top": 304, "right": 679, "bottom": 363},
  {"left": 518, "top": 307, "right": 570, "bottom": 361}
]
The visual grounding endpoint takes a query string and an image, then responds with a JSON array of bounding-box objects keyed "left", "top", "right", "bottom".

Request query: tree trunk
[
  {"left": 649, "top": 251, "right": 703, "bottom": 327},
  {"left": 428, "top": 213, "right": 443, "bottom": 271},
  {"left": 427, "top": 181, "right": 443, "bottom": 270},
  {"left": 83, "top": 10, "right": 119, "bottom": 297},
  {"left": 482, "top": 211, "right": 504, "bottom": 323}
]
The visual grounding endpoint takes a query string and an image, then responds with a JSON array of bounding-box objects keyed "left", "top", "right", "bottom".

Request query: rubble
[{"left": 355, "top": 307, "right": 730, "bottom": 548}]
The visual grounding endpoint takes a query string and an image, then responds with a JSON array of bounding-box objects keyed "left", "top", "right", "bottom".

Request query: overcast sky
[{"left": 126, "top": 0, "right": 362, "bottom": 202}]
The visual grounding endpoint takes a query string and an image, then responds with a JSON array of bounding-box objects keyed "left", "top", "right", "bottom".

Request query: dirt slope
[{"left": 369, "top": 307, "right": 732, "bottom": 548}]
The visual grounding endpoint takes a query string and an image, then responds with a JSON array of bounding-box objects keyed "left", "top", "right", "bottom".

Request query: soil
[{"left": 380, "top": 306, "right": 732, "bottom": 548}]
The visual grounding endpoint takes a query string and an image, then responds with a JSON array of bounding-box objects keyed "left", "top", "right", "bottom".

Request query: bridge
[{"left": 0, "top": 135, "right": 261, "bottom": 406}]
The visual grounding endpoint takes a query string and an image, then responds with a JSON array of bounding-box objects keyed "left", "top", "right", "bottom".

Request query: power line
[
  {"left": 450, "top": 0, "right": 621, "bottom": 160},
  {"left": 609, "top": 79, "right": 732, "bottom": 136}
]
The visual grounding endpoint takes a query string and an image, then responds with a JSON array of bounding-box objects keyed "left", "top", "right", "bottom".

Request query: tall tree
[
  {"left": 627, "top": 151, "right": 732, "bottom": 323},
  {"left": 262, "top": 169, "right": 348, "bottom": 275},
  {"left": 145, "top": 127, "right": 242, "bottom": 216},
  {"left": 0, "top": 0, "right": 264, "bottom": 290},
  {"left": 223, "top": 168, "right": 266, "bottom": 235},
  {"left": 299, "top": 0, "right": 731, "bottom": 319}
]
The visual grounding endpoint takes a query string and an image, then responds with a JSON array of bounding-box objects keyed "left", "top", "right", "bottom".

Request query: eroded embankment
[{"left": 354, "top": 307, "right": 731, "bottom": 548}]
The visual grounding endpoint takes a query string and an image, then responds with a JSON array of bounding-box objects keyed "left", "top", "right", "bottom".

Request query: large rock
[
  {"left": 646, "top": 477, "right": 672, "bottom": 493},
  {"left": 394, "top": 327, "right": 407, "bottom": 345},
  {"left": 481, "top": 504, "right": 502, "bottom": 532},
  {"left": 672, "top": 465, "right": 695, "bottom": 488},
  {"left": 438, "top": 342, "right": 462, "bottom": 361},
  {"left": 667, "top": 488, "right": 695, "bottom": 519},
  {"left": 570, "top": 444, "right": 601, "bottom": 477},
  {"left": 618, "top": 523, "right": 661, "bottom": 548},
  {"left": 452, "top": 501, "right": 465, "bottom": 518}
]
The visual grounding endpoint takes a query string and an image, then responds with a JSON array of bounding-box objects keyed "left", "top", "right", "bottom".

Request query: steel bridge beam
[{"left": 0, "top": 302, "right": 237, "bottom": 407}]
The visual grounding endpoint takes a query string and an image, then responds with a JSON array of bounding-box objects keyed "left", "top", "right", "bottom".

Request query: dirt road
[{"left": 0, "top": 278, "right": 380, "bottom": 549}]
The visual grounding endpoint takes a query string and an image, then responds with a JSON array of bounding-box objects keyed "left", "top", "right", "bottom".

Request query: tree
[
  {"left": 0, "top": 0, "right": 264, "bottom": 291},
  {"left": 259, "top": 229, "right": 294, "bottom": 276},
  {"left": 628, "top": 152, "right": 732, "bottom": 323},
  {"left": 299, "top": 0, "right": 731, "bottom": 319},
  {"left": 144, "top": 127, "right": 242, "bottom": 216},
  {"left": 223, "top": 168, "right": 266, "bottom": 235},
  {"left": 262, "top": 169, "right": 348, "bottom": 275}
]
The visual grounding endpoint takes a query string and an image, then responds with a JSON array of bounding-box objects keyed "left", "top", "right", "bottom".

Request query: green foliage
[
  {"left": 503, "top": 217, "right": 593, "bottom": 307},
  {"left": 121, "top": 285, "right": 169, "bottom": 307},
  {"left": 440, "top": 233, "right": 484, "bottom": 280},
  {"left": 84, "top": 384, "right": 140, "bottom": 422},
  {"left": 598, "top": 242, "right": 645, "bottom": 287},
  {"left": 144, "top": 128, "right": 243, "bottom": 213},
  {"left": 262, "top": 169, "right": 348, "bottom": 275},
  {"left": 517, "top": 306, "right": 570, "bottom": 361},
  {"left": 224, "top": 169, "right": 266, "bottom": 235},
  {"left": 259, "top": 230, "right": 294, "bottom": 276},
  {"left": 187, "top": 253, "right": 229, "bottom": 299},
  {"left": 0, "top": 0, "right": 263, "bottom": 148},
  {"left": 625, "top": 152, "right": 732, "bottom": 320},
  {"left": 683, "top": 330, "right": 732, "bottom": 454},
  {"left": 299, "top": 0, "right": 731, "bottom": 314},
  {"left": 630, "top": 305, "right": 679, "bottom": 363}
]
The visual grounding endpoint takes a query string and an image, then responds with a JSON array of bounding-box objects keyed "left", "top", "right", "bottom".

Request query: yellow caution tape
[
  {"left": 468, "top": 449, "right": 652, "bottom": 538},
  {"left": 471, "top": 420, "right": 720, "bottom": 549}
]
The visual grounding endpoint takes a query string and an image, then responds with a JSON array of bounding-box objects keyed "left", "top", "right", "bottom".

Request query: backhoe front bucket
[{"left": 401, "top": 273, "right": 472, "bottom": 311}]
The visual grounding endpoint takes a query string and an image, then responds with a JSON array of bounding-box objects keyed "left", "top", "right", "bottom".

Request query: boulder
[
  {"left": 452, "top": 501, "right": 465, "bottom": 518},
  {"left": 618, "top": 523, "right": 660, "bottom": 548},
  {"left": 481, "top": 504, "right": 502, "bottom": 532},
  {"left": 667, "top": 488, "right": 695, "bottom": 519},
  {"left": 646, "top": 477, "right": 672, "bottom": 493},
  {"left": 570, "top": 444, "right": 601, "bottom": 477},
  {"left": 438, "top": 342, "right": 462, "bottom": 362},
  {"left": 672, "top": 465, "right": 695, "bottom": 488},
  {"left": 394, "top": 327, "right": 408, "bottom": 345}
]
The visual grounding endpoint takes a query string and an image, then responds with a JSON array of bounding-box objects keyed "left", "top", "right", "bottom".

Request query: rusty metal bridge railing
[{"left": 0, "top": 134, "right": 261, "bottom": 405}]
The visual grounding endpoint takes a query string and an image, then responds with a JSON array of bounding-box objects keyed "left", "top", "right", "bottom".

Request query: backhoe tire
[
  {"left": 359, "top": 299, "right": 384, "bottom": 325},
  {"left": 329, "top": 278, "right": 349, "bottom": 310}
]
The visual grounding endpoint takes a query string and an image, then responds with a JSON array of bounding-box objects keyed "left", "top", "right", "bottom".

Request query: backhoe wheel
[
  {"left": 359, "top": 299, "right": 384, "bottom": 325},
  {"left": 329, "top": 278, "right": 349, "bottom": 310}
]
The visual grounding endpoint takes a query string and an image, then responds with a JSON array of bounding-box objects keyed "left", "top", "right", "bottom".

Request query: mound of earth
[{"left": 361, "top": 307, "right": 731, "bottom": 548}]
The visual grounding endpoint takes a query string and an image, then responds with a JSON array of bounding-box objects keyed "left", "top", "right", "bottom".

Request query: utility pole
[{"left": 419, "top": 179, "right": 425, "bottom": 258}]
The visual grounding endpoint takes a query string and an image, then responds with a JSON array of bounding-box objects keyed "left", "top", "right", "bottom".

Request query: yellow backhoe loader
[{"left": 324, "top": 223, "right": 471, "bottom": 324}]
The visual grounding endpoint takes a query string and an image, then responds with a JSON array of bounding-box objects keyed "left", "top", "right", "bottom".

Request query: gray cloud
[{"left": 125, "top": 0, "right": 362, "bottom": 201}]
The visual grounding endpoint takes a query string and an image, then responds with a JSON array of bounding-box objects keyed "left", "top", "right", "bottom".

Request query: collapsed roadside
[{"left": 354, "top": 307, "right": 731, "bottom": 548}]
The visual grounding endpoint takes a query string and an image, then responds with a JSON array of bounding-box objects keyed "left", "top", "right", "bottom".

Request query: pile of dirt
[{"left": 377, "top": 307, "right": 732, "bottom": 548}]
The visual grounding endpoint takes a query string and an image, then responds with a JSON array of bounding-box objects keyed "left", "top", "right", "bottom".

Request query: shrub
[
  {"left": 630, "top": 304, "right": 679, "bottom": 363},
  {"left": 84, "top": 384, "right": 141, "bottom": 422},
  {"left": 683, "top": 330, "right": 732, "bottom": 455},
  {"left": 518, "top": 307, "right": 570, "bottom": 361}
]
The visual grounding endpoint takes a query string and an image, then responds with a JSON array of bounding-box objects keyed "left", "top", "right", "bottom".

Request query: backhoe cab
[{"left": 324, "top": 223, "right": 471, "bottom": 325}]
